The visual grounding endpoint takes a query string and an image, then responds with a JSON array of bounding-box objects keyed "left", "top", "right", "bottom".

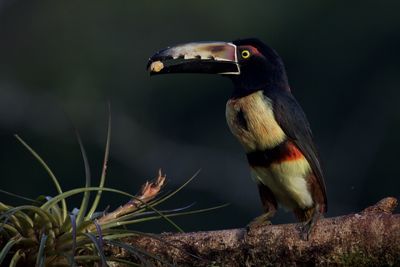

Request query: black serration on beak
[{"left": 147, "top": 41, "right": 240, "bottom": 75}]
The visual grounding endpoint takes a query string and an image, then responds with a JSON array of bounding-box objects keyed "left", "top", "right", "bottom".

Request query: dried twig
[{"left": 89, "top": 170, "right": 166, "bottom": 229}]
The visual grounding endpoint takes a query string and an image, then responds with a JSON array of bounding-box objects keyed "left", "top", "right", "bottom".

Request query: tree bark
[{"left": 105, "top": 197, "right": 400, "bottom": 266}]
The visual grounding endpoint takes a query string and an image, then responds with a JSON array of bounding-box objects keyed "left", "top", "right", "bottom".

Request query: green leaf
[
  {"left": 48, "top": 201, "right": 63, "bottom": 227},
  {"left": 95, "top": 195, "right": 185, "bottom": 233},
  {"left": 70, "top": 214, "right": 77, "bottom": 258},
  {"left": 0, "top": 235, "right": 22, "bottom": 265},
  {"left": 86, "top": 104, "right": 111, "bottom": 220},
  {"left": 14, "top": 135, "right": 68, "bottom": 221},
  {"left": 101, "top": 203, "right": 229, "bottom": 229},
  {"left": 13, "top": 211, "right": 34, "bottom": 229},
  {"left": 0, "top": 213, "right": 23, "bottom": 235},
  {"left": 9, "top": 249, "right": 24, "bottom": 267},
  {"left": 112, "top": 203, "right": 195, "bottom": 220},
  {"left": 0, "top": 189, "right": 39, "bottom": 203},
  {"left": 0, "top": 223, "right": 20, "bottom": 236},
  {"left": 133, "top": 197, "right": 184, "bottom": 233},
  {"left": 41, "top": 187, "right": 134, "bottom": 212},
  {"left": 99, "top": 172, "right": 201, "bottom": 230},
  {"left": 1, "top": 205, "right": 56, "bottom": 229},
  {"left": 75, "top": 130, "right": 91, "bottom": 226},
  {"left": 62, "top": 251, "right": 77, "bottom": 267},
  {"left": 35, "top": 233, "right": 47, "bottom": 267},
  {"left": 101, "top": 232, "right": 138, "bottom": 240},
  {"left": 151, "top": 169, "right": 200, "bottom": 207},
  {"left": 84, "top": 233, "right": 108, "bottom": 267}
]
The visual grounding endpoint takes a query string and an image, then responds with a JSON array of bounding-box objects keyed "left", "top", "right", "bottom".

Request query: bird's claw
[
  {"left": 299, "top": 222, "right": 312, "bottom": 241},
  {"left": 299, "top": 211, "right": 322, "bottom": 241}
]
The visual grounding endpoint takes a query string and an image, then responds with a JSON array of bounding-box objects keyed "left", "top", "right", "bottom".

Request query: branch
[
  {"left": 105, "top": 197, "right": 400, "bottom": 266},
  {"left": 88, "top": 170, "right": 166, "bottom": 231}
]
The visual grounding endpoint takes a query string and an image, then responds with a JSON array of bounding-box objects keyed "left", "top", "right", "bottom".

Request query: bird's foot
[
  {"left": 246, "top": 212, "right": 273, "bottom": 233},
  {"left": 299, "top": 211, "right": 322, "bottom": 241}
]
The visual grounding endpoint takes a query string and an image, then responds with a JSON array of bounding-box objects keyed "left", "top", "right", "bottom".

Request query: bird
[{"left": 146, "top": 38, "right": 327, "bottom": 236}]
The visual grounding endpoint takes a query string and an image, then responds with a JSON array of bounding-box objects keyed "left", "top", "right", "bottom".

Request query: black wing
[{"left": 266, "top": 89, "right": 328, "bottom": 209}]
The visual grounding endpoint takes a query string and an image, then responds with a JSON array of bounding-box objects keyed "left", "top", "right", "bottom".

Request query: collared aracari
[{"left": 146, "top": 38, "right": 327, "bottom": 234}]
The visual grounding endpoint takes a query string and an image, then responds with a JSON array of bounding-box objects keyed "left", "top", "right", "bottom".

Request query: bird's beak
[{"left": 147, "top": 42, "right": 240, "bottom": 75}]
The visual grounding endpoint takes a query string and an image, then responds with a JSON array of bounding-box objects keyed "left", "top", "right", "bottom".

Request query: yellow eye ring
[{"left": 241, "top": 50, "right": 251, "bottom": 59}]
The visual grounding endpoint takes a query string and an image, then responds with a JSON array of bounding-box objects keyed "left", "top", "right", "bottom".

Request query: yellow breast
[
  {"left": 225, "top": 90, "right": 286, "bottom": 152},
  {"left": 251, "top": 160, "right": 313, "bottom": 209}
]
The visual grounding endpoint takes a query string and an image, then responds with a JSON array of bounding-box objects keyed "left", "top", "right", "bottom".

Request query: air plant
[{"left": 0, "top": 112, "right": 227, "bottom": 266}]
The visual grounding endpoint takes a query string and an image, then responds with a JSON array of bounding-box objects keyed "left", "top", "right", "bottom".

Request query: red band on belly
[
  {"left": 279, "top": 142, "right": 304, "bottom": 162},
  {"left": 246, "top": 141, "right": 304, "bottom": 167}
]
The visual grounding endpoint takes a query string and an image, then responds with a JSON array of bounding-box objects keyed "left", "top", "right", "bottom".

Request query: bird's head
[{"left": 147, "top": 38, "right": 289, "bottom": 96}]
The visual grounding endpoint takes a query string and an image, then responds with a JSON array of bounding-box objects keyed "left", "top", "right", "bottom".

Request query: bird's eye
[{"left": 241, "top": 50, "right": 251, "bottom": 59}]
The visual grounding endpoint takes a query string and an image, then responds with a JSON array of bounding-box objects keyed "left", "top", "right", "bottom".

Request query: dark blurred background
[{"left": 0, "top": 0, "right": 399, "bottom": 232}]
